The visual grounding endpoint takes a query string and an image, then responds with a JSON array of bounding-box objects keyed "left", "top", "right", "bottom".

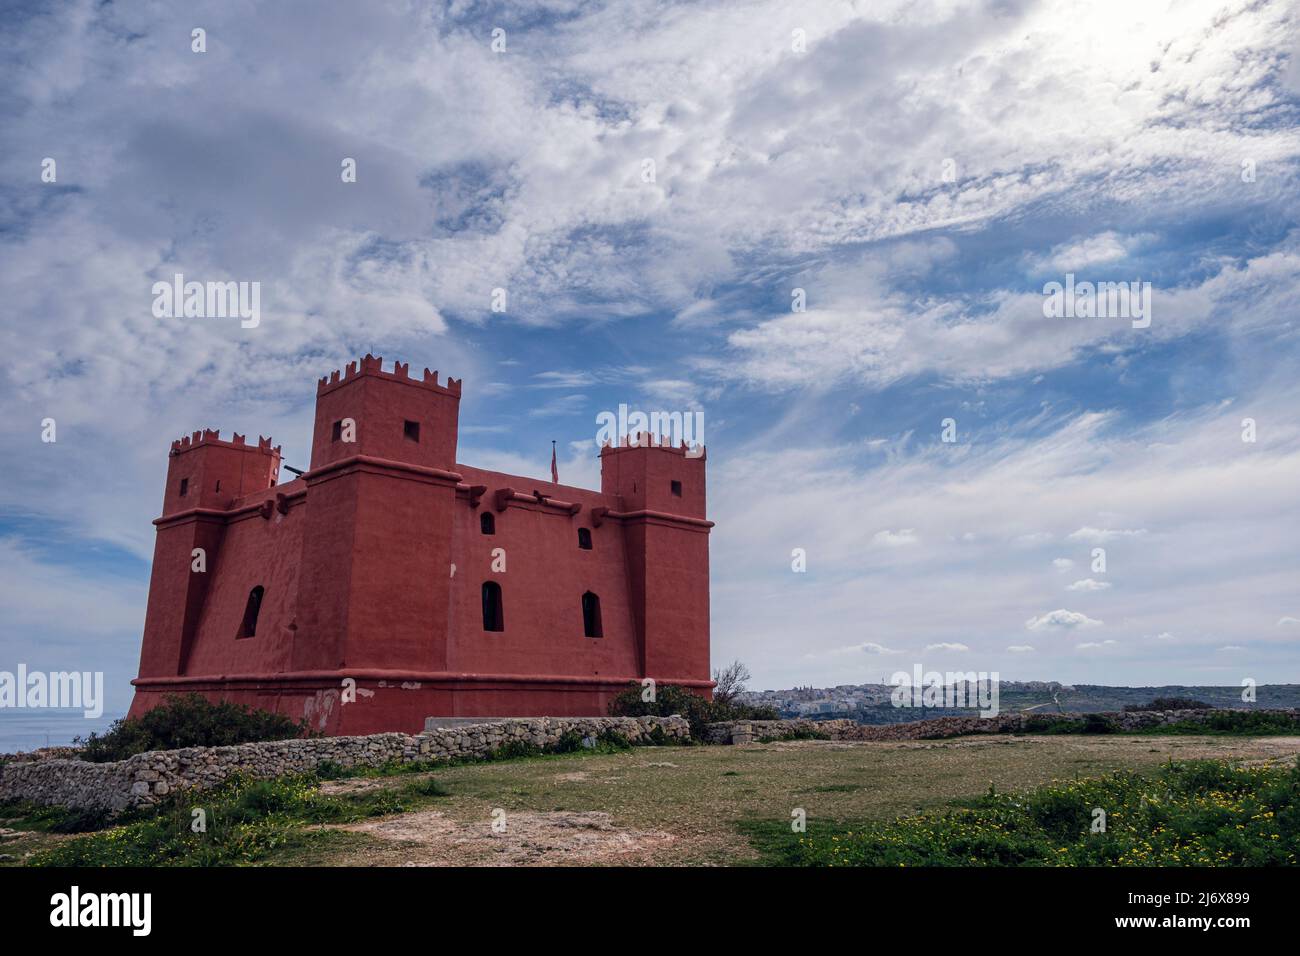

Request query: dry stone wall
[
  {"left": 707, "top": 708, "right": 1299, "bottom": 744},
  {"left": 0, "top": 715, "right": 689, "bottom": 813}
]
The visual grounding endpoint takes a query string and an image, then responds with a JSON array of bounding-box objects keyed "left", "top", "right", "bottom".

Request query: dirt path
[{"left": 325, "top": 809, "right": 676, "bottom": 866}]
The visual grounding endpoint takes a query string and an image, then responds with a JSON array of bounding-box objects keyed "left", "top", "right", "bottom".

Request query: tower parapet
[
  {"left": 600, "top": 431, "right": 706, "bottom": 518},
  {"left": 309, "top": 354, "right": 461, "bottom": 471},
  {"left": 599, "top": 430, "right": 710, "bottom": 680},
  {"left": 162, "top": 428, "right": 281, "bottom": 515},
  {"left": 317, "top": 353, "right": 462, "bottom": 399}
]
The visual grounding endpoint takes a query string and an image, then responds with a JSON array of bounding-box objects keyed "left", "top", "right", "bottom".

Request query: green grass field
[{"left": 3, "top": 733, "right": 1298, "bottom": 866}]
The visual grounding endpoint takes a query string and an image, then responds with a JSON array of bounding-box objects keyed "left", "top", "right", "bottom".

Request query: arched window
[
  {"left": 577, "top": 527, "right": 592, "bottom": 550},
  {"left": 482, "top": 581, "right": 504, "bottom": 632},
  {"left": 480, "top": 512, "right": 495, "bottom": 535},
  {"left": 582, "top": 591, "right": 602, "bottom": 638},
  {"left": 239, "top": 586, "right": 265, "bottom": 639}
]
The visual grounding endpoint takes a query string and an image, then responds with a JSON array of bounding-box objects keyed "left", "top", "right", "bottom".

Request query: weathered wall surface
[
  {"left": 0, "top": 715, "right": 689, "bottom": 813},
  {"left": 706, "top": 708, "right": 1300, "bottom": 744}
]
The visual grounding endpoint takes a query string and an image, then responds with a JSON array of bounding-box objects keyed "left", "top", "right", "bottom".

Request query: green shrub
[
  {"left": 774, "top": 758, "right": 1300, "bottom": 867},
  {"left": 75, "top": 694, "right": 309, "bottom": 762},
  {"left": 1133, "top": 710, "right": 1300, "bottom": 736},
  {"left": 25, "top": 769, "right": 448, "bottom": 867},
  {"left": 312, "top": 759, "right": 348, "bottom": 781},
  {"left": 1082, "top": 713, "right": 1116, "bottom": 734},
  {"left": 1022, "top": 714, "right": 1114, "bottom": 735},
  {"left": 490, "top": 739, "right": 543, "bottom": 761},
  {"left": 644, "top": 724, "right": 672, "bottom": 746},
  {"left": 0, "top": 801, "right": 114, "bottom": 834},
  {"left": 1124, "top": 698, "right": 1213, "bottom": 712},
  {"left": 607, "top": 683, "right": 777, "bottom": 741},
  {"left": 597, "top": 729, "right": 632, "bottom": 750},
  {"left": 553, "top": 729, "right": 586, "bottom": 753},
  {"left": 1023, "top": 709, "right": 1300, "bottom": 737}
]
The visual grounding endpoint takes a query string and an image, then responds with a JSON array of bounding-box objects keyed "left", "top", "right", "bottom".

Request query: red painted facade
[{"left": 128, "top": 355, "right": 713, "bottom": 734}]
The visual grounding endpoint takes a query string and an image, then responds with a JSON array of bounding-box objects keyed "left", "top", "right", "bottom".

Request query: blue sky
[{"left": 2, "top": 0, "right": 1299, "bottom": 719}]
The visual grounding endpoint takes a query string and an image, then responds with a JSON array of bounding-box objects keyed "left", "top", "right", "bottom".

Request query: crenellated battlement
[
  {"left": 599, "top": 432, "right": 706, "bottom": 460},
  {"left": 170, "top": 429, "right": 281, "bottom": 456},
  {"left": 316, "top": 353, "right": 462, "bottom": 398}
]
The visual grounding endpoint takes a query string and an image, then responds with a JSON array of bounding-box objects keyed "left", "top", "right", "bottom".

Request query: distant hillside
[{"left": 742, "top": 683, "right": 1300, "bottom": 724}]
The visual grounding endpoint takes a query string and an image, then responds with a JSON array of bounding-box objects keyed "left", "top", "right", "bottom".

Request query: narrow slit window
[
  {"left": 331, "top": 420, "right": 342, "bottom": 442},
  {"left": 577, "top": 527, "right": 592, "bottom": 550},
  {"left": 239, "top": 586, "right": 265, "bottom": 639},
  {"left": 179, "top": 478, "right": 189, "bottom": 497},
  {"left": 582, "top": 591, "right": 603, "bottom": 638},
  {"left": 480, "top": 512, "right": 495, "bottom": 535},
  {"left": 671, "top": 480, "right": 682, "bottom": 497},
  {"left": 481, "top": 581, "right": 504, "bottom": 632},
  {"left": 404, "top": 419, "right": 420, "bottom": 442}
]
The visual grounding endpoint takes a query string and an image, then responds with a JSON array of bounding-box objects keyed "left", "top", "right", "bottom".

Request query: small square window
[
  {"left": 331, "top": 420, "right": 342, "bottom": 442},
  {"left": 670, "top": 480, "right": 682, "bottom": 497},
  {"left": 404, "top": 420, "right": 420, "bottom": 442},
  {"left": 179, "top": 478, "right": 189, "bottom": 497}
]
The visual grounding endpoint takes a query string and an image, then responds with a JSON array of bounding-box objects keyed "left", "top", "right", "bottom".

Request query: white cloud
[
  {"left": 1014, "top": 532, "right": 1054, "bottom": 546},
  {"left": 1028, "top": 231, "right": 1152, "bottom": 274},
  {"left": 1067, "top": 578, "right": 1112, "bottom": 592},
  {"left": 1006, "top": 645, "right": 1036, "bottom": 653},
  {"left": 925, "top": 642, "right": 969, "bottom": 653},
  {"left": 1052, "top": 558, "right": 1075, "bottom": 571},
  {"left": 861, "top": 642, "right": 903, "bottom": 656},
  {"left": 0, "top": 538, "right": 146, "bottom": 714},
  {"left": 714, "top": 384, "right": 1300, "bottom": 688},
  {"left": 1067, "top": 527, "right": 1149, "bottom": 543},
  {"left": 1076, "top": 640, "right": 1120, "bottom": 650},
  {"left": 1026, "top": 609, "right": 1105, "bottom": 632},
  {"left": 872, "top": 529, "right": 919, "bottom": 547},
  {"left": 716, "top": 247, "right": 1300, "bottom": 393},
  {"left": 808, "top": 641, "right": 903, "bottom": 659}
]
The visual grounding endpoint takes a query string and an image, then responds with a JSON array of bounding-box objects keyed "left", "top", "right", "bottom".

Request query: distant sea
[{"left": 0, "top": 710, "right": 123, "bottom": 754}]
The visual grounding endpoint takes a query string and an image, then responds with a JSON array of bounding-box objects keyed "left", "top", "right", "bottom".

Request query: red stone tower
[
  {"left": 599, "top": 436, "right": 710, "bottom": 682},
  {"left": 292, "top": 357, "right": 463, "bottom": 677},
  {"left": 129, "top": 356, "right": 713, "bottom": 734},
  {"left": 138, "top": 432, "right": 281, "bottom": 680}
]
